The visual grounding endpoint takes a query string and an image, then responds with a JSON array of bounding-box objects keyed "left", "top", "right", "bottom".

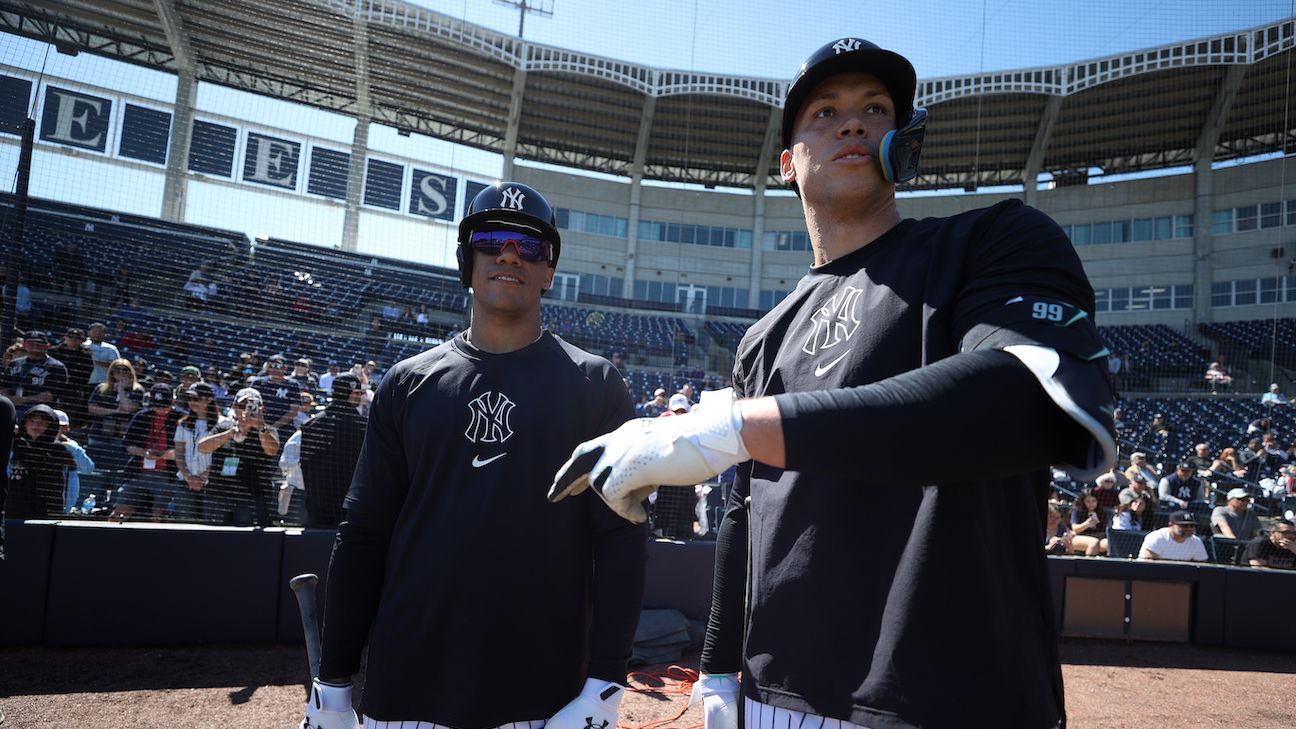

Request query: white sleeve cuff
[
  {"left": 314, "top": 680, "right": 354, "bottom": 713},
  {"left": 1003, "top": 344, "right": 1117, "bottom": 480}
]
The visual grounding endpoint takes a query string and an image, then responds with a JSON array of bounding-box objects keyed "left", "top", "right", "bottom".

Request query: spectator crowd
[
  {"left": 1045, "top": 401, "right": 1296, "bottom": 569},
  {"left": 3, "top": 323, "right": 374, "bottom": 530},
  {"left": 2, "top": 318, "right": 1295, "bottom": 573}
]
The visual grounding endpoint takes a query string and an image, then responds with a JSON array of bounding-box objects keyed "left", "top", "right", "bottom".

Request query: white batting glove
[
  {"left": 299, "top": 678, "right": 360, "bottom": 729},
  {"left": 688, "top": 674, "right": 739, "bottom": 729},
  {"left": 545, "top": 678, "right": 624, "bottom": 729},
  {"left": 549, "top": 388, "right": 749, "bottom": 523}
]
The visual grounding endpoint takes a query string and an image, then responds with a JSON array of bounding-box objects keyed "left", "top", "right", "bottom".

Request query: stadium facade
[{"left": 1, "top": 2, "right": 1294, "bottom": 324}]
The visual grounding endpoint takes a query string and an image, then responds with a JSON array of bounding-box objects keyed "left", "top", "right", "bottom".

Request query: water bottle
[{"left": 81, "top": 494, "right": 97, "bottom": 515}]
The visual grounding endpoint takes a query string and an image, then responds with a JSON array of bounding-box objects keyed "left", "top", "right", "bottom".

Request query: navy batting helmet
[
  {"left": 456, "top": 182, "right": 562, "bottom": 289},
  {"left": 782, "top": 38, "right": 927, "bottom": 184}
]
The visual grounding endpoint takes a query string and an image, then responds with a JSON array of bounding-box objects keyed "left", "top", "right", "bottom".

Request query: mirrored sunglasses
[{"left": 470, "top": 230, "right": 552, "bottom": 263}]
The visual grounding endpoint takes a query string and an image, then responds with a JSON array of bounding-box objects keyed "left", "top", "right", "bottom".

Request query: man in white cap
[
  {"left": 664, "top": 393, "right": 692, "bottom": 416},
  {"left": 1261, "top": 383, "right": 1288, "bottom": 408},
  {"left": 640, "top": 388, "right": 668, "bottom": 418},
  {"left": 1211, "top": 487, "right": 1259, "bottom": 540},
  {"left": 196, "top": 387, "right": 280, "bottom": 525}
]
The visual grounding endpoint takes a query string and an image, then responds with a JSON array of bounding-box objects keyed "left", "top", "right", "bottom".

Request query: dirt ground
[{"left": 2, "top": 639, "right": 1293, "bottom": 728}]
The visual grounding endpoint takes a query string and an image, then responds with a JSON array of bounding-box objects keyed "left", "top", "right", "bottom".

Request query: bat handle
[{"left": 289, "top": 573, "right": 321, "bottom": 680}]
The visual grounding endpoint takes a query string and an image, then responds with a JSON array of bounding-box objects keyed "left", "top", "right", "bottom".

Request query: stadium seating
[
  {"left": 256, "top": 238, "right": 468, "bottom": 317},
  {"left": 1209, "top": 536, "right": 1250, "bottom": 566},
  {"left": 1098, "top": 324, "right": 1212, "bottom": 389},
  {"left": 6, "top": 196, "right": 702, "bottom": 369},
  {"left": 705, "top": 320, "right": 751, "bottom": 352},
  {"left": 541, "top": 303, "right": 693, "bottom": 360},
  {"left": 1200, "top": 318, "right": 1296, "bottom": 369},
  {"left": 1116, "top": 396, "right": 1296, "bottom": 465},
  {"left": 1106, "top": 528, "right": 1149, "bottom": 559}
]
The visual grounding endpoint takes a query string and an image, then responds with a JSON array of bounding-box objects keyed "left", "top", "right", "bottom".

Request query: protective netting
[{"left": 1, "top": 1, "right": 1294, "bottom": 538}]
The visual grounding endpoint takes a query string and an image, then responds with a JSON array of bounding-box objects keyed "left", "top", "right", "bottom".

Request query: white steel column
[
  {"left": 153, "top": 0, "right": 195, "bottom": 223},
  {"left": 748, "top": 107, "right": 781, "bottom": 309},
  {"left": 622, "top": 93, "right": 656, "bottom": 298},
  {"left": 341, "top": 19, "right": 372, "bottom": 252}
]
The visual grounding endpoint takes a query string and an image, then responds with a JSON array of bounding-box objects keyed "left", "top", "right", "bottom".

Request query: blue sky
[
  {"left": 412, "top": 0, "right": 1293, "bottom": 79},
  {"left": 1, "top": 0, "right": 1291, "bottom": 268}
]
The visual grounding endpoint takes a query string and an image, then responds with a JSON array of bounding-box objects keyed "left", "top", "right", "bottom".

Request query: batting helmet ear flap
[
  {"left": 456, "top": 242, "right": 471, "bottom": 288},
  {"left": 879, "top": 107, "right": 927, "bottom": 184}
]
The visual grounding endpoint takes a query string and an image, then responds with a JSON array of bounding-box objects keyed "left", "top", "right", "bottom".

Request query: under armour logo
[
  {"left": 465, "top": 390, "right": 516, "bottom": 444},
  {"left": 832, "top": 38, "right": 862, "bottom": 54},
  {"left": 501, "top": 187, "right": 525, "bottom": 210},
  {"left": 584, "top": 718, "right": 608, "bottom": 729},
  {"left": 802, "top": 286, "right": 863, "bottom": 355}
]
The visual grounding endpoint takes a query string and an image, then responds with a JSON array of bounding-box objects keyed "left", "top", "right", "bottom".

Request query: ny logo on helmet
[
  {"left": 832, "top": 38, "right": 862, "bottom": 54},
  {"left": 466, "top": 391, "right": 516, "bottom": 443},
  {"left": 802, "top": 286, "right": 863, "bottom": 355},
  {"left": 501, "top": 187, "right": 526, "bottom": 210}
]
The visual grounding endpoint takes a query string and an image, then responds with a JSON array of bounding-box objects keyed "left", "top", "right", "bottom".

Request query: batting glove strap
[
  {"left": 548, "top": 388, "right": 749, "bottom": 524},
  {"left": 544, "top": 678, "right": 624, "bottom": 729},
  {"left": 692, "top": 388, "right": 750, "bottom": 472}
]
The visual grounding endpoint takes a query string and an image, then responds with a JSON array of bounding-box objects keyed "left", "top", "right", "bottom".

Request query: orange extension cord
[{"left": 620, "top": 665, "right": 703, "bottom": 729}]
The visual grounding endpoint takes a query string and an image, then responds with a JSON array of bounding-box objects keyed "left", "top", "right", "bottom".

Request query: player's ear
[
  {"left": 779, "top": 148, "right": 796, "bottom": 184},
  {"left": 542, "top": 265, "right": 555, "bottom": 292}
]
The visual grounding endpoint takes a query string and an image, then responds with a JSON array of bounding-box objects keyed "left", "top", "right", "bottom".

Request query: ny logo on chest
[
  {"left": 802, "top": 286, "right": 864, "bottom": 355},
  {"left": 801, "top": 286, "right": 865, "bottom": 378},
  {"left": 465, "top": 390, "right": 516, "bottom": 444}
]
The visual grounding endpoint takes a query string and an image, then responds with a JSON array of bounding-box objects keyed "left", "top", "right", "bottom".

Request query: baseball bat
[{"left": 290, "top": 573, "right": 321, "bottom": 680}]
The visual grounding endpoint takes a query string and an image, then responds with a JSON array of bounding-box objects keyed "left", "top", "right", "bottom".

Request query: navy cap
[
  {"left": 148, "top": 383, "right": 174, "bottom": 406},
  {"left": 331, "top": 373, "right": 362, "bottom": 398}
]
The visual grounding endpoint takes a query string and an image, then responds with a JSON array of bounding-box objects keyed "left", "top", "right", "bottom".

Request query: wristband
[{"left": 313, "top": 679, "right": 354, "bottom": 712}]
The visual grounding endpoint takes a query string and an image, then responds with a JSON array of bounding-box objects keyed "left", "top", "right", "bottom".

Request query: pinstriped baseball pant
[
  {"left": 364, "top": 718, "right": 545, "bottom": 729},
  {"left": 743, "top": 696, "right": 1062, "bottom": 729}
]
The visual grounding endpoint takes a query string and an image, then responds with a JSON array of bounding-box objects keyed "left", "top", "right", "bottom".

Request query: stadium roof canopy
[{"left": 3, "top": 0, "right": 1294, "bottom": 190}]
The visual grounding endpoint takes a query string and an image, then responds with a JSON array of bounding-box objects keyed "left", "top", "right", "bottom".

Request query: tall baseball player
[
  {"left": 551, "top": 39, "right": 1116, "bottom": 729},
  {"left": 303, "top": 182, "right": 648, "bottom": 729}
]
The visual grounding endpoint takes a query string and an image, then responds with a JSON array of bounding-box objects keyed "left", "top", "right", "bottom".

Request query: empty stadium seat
[{"left": 1106, "top": 528, "right": 1150, "bottom": 559}]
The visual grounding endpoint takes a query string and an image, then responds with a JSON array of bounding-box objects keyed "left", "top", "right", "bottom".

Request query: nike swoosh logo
[
  {"left": 471, "top": 453, "right": 507, "bottom": 468},
  {"left": 814, "top": 352, "right": 850, "bottom": 377}
]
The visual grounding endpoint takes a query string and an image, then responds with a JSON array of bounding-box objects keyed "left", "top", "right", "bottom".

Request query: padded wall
[
  {"left": 276, "top": 528, "right": 338, "bottom": 644},
  {"left": 0, "top": 520, "right": 55, "bottom": 644},
  {"left": 43, "top": 522, "right": 283, "bottom": 645},
  {"left": 8, "top": 523, "right": 1296, "bottom": 654},
  {"left": 642, "top": 540, "right": 716, "bottom": 621}
]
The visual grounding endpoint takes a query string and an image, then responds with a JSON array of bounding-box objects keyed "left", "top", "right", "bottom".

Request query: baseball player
[
  {"left": 551, "top": 39, "right": 1116, "bottom": 729},
  {"left": 303, "top": 182, "right": 648, "bottom": 729}
]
